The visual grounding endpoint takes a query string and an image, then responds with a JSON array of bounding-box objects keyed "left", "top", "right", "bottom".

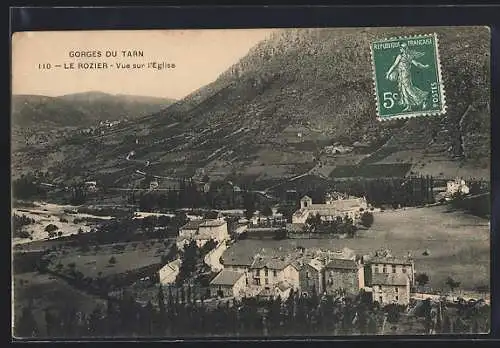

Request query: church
[{"left": 291, "top": 192, "right": 368, "bottom": 224}]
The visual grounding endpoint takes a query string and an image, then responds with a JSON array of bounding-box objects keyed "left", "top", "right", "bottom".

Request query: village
[
  {"left": 12, "top": 173, "right": 490, "bottom": 337},
  {"left": 153, "top": 178, "right": 483, "bottom": 307}
]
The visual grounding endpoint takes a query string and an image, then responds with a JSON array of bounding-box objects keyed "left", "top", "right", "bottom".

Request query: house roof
[
  {"left": 325, "top": 258, "right": 359, "bottom": 270},
  {"left": 160, "top": 259, "right": 181, "bottom": 273},
  {"left": 180, "top": 220, "right": 204, "bottom": 230},
  {"left": 221, "top": 243, "right": 293, "bottom": 267},
  {"left": 308, "top": 258, "right": 324, "bottom": 271},
  {"left": 292, "top": 208, "right": 309, "bottom": 218},
  {"left": 276, "top": 281, "right": 293, "bottom": 292},
  {"left": 372, "top": 273, "right": 409, "bottom": 286},
  {"left": 306, "top": 199, "right": 366, "bottom": 212},
  {"left": 369, "top": 256, "right": 413, "bottom": 265},
  {"left": 210, "top": 270, "right": 245, "bottom": 286},
  {"left": 200, "top": 219, "right": 226, "bottom": 228},
  {"left": 250, "top": 256, "right": 291, "bottom": 270}
]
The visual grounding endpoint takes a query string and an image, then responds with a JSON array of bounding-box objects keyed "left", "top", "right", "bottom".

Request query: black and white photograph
[{"left": 11, "top": 26, "right": 491, "bottom": 338}]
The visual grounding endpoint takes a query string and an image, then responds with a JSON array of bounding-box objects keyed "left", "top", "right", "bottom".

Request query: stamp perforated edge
[{"left": 370, "top": 32, "right": 447, "bottom": 122}]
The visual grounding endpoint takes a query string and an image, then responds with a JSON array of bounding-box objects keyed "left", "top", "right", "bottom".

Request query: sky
[{"left": 12, "top": 29, "right": 275, "bottom": 100}]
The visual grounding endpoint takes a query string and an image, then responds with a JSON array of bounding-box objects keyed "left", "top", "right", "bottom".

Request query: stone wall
[{"left": 324, "top": 268, "right": 359, "bottom": 295}]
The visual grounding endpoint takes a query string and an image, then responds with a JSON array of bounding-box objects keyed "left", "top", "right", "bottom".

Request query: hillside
[
  {"left": 13, "top": 27, "right": 490, "bottom": 186},
  {"left": 11, "top": 92, "right": 176, "bottom": 129}
]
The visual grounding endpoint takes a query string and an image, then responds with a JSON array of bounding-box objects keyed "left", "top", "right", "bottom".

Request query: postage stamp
[{"left": 370, "top": 33, "right": 446, "bottom": 120}]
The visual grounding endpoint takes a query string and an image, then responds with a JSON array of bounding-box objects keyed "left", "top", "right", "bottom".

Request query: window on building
[
  {"left": 402, "top": 267, "right": 407, "bottom": 273},
  {"left": 379, "top": 296, "right": 383, "bottom": 303},
  {"left": 395, "top": 295, "right": 399, "bottom": 301},
  {"left": 392, "top": 266, "right": 396, "bottom": 273},
  {"left": 395, "top": 287, "right": 398, "bottom": 293},
  {"left": 255, "top": 278, "right": 261, "bottom": 286},
  {"left": 383, "top": 266, "right": 387, "bottom": 273},
  {"left": 273, "top": 270, "right": 277, "bottom": 277},
  {"left": 306, "top": 272, "right": 310, "bottom": 279},
  {"left": 264, "top": 268, "right": 268, "bottom": 277},
  {"left": 265, "top": 278, "right": 269, "bottom": 285}
]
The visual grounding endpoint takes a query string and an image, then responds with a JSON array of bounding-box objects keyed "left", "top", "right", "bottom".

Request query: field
[
  {"left": 12, "top": 272, "right": 106, "bottom": 337},
  {"left": 12, "top": 201, "right": 113, "bottom": 245},
  {"left": 46, "top": 239, "right": 171, "bottom": 279},
  {"left": 226, "top": 204, "right": 490, "bottom": 291}
]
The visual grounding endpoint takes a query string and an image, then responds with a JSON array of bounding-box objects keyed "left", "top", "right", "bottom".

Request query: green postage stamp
[{"left": 371, "top": 33, "right": 446, "bottom": 120}]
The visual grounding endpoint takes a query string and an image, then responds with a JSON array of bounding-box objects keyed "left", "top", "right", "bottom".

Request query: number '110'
[{"left": 38, "top": 63, "right": 51, "bottom": 70}]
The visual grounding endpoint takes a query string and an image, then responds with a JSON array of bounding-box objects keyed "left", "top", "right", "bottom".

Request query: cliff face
[{"left": 14, "top": 27, "right": 491, "bottom": 183}]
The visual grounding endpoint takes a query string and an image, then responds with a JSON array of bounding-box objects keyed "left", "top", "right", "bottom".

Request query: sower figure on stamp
[{"left": 385, "top": 42, "right": 430, "bottom": 112}]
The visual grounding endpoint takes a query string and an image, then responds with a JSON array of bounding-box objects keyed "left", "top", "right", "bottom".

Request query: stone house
[
  {"left": 324, "top": 258, "right": 365, "bottom": 295},
  {"left": 256, "top": 281, "right": 294, "bottom": 301},
  {"left": 298, "top": 258, "right": 324, "bottom": 295},
  {"left": 209, "top": 269, "right": 246, "bottom": 299},
  {"left": 248, "top": 255, "right": 300, "bottom": 290},
  {"left": 158, "top": 259, "right": 181, "bottom": 285},
  {"left": 371, "top": 273, "right": 410, "bottom": 306},
  {"left": 367, "top": 254, "right": 415, "bottom": 287},
  {"left": 179, "top": 220, "right": 204, "bottom": 239},
  {"left": 292, "top": 194, "right": 368, "bottom": 224},
  {"left": 177, "top": 219, "right": 229, "bottom": 250}
]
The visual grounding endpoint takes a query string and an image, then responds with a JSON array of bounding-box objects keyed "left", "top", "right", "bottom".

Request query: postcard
[{"left": 11, "top": 27, "right": 491, "bottom": 338}]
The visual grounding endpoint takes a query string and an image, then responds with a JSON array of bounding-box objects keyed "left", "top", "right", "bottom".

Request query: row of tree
[
  {"left": 15, "top": 285, "right": 490, "bottom": 338},
  {"left": 12, "top": 214, "right": 36, "bottom": 239},
  {"left": 175, "top": 239, "right": 218, "bottom": 286},
  {"left": 304, "top": 213, "right": 374, "bottom": 237}
]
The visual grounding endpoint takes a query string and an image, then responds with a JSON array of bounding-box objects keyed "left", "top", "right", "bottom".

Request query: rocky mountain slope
[
  {"left": 13, "top": 27, "right": 490, "bottom": 186},
  {"left": 11, "top": 92, "right": 176, "bottom": 129}
]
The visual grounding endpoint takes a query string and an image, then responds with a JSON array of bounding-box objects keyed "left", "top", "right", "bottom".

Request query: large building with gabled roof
[{"left": 292, "top": 193, "right": 368, "bottom": 224}]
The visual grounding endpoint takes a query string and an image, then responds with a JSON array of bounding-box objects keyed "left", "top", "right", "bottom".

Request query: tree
[
  {"left": 360, "top": 212, "right": 374, "bottom": 228},
  {"left": 45, "top": 224, "right": 59, "bottom": 238},
  {"left": 446, "top": 277, "right": 461, "bottom": 293},
  {"left": 262, "top": 205, "right": 273, "bottom": 217},
  {"left": 109, "top": 256, "right": 117, "bottom": 265},
  {"left": 385, "top": 304, "right": 400, "bottom": 324},
  {"left": 15, "top": 306, "right": 39, "bottom": 337},
  {"left": 70, "top": 182, "right": 87, "bottom": 205},
  {"left": 202, "top": 174, "right": 210, "bottom": 183},
  {"left": 55, "top": 262, "right": 63, "bottom": 272},
  {"left": 415, "top": 273, "right": 430, "bottom": 287},
  {"left": 88, "top": 305, "right": 103, "bottom": 336},
  {"left": 176, "top": 240, "right": 199, "bottom": 285},
  {"left": 243, "top": 193, "right": 256, "bottom": 220},
  {"left": 172, "top": 212, "right": 188, "bottom": 230}
]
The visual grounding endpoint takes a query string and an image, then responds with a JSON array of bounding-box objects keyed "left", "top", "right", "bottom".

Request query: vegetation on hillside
[{"left": 13, "top": 27, "right": 490, "bottom": 186}]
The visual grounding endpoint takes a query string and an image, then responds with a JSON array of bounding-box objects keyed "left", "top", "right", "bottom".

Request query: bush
[
  {"left": 45, "top": 224, "right": 59, "bottom": 238},
  {"left": 45, "top": 224, "right": 59, "bottom": 233},
  {"left": 415, "top": 273, "right": 430, "bottom": 287},
  {"left": 109, "top": 256, "right": 117, "bottom": 265},
  {"left": 360, "top": 212, "right": 374, "bottom": 228},
  {"left": 12, "top": 214, "right": 35, "bottom": 239}
]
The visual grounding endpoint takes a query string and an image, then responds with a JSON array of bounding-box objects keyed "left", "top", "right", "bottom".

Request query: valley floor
[{"left": 228, "top": 205, "right": 490, "bottom": 291}]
